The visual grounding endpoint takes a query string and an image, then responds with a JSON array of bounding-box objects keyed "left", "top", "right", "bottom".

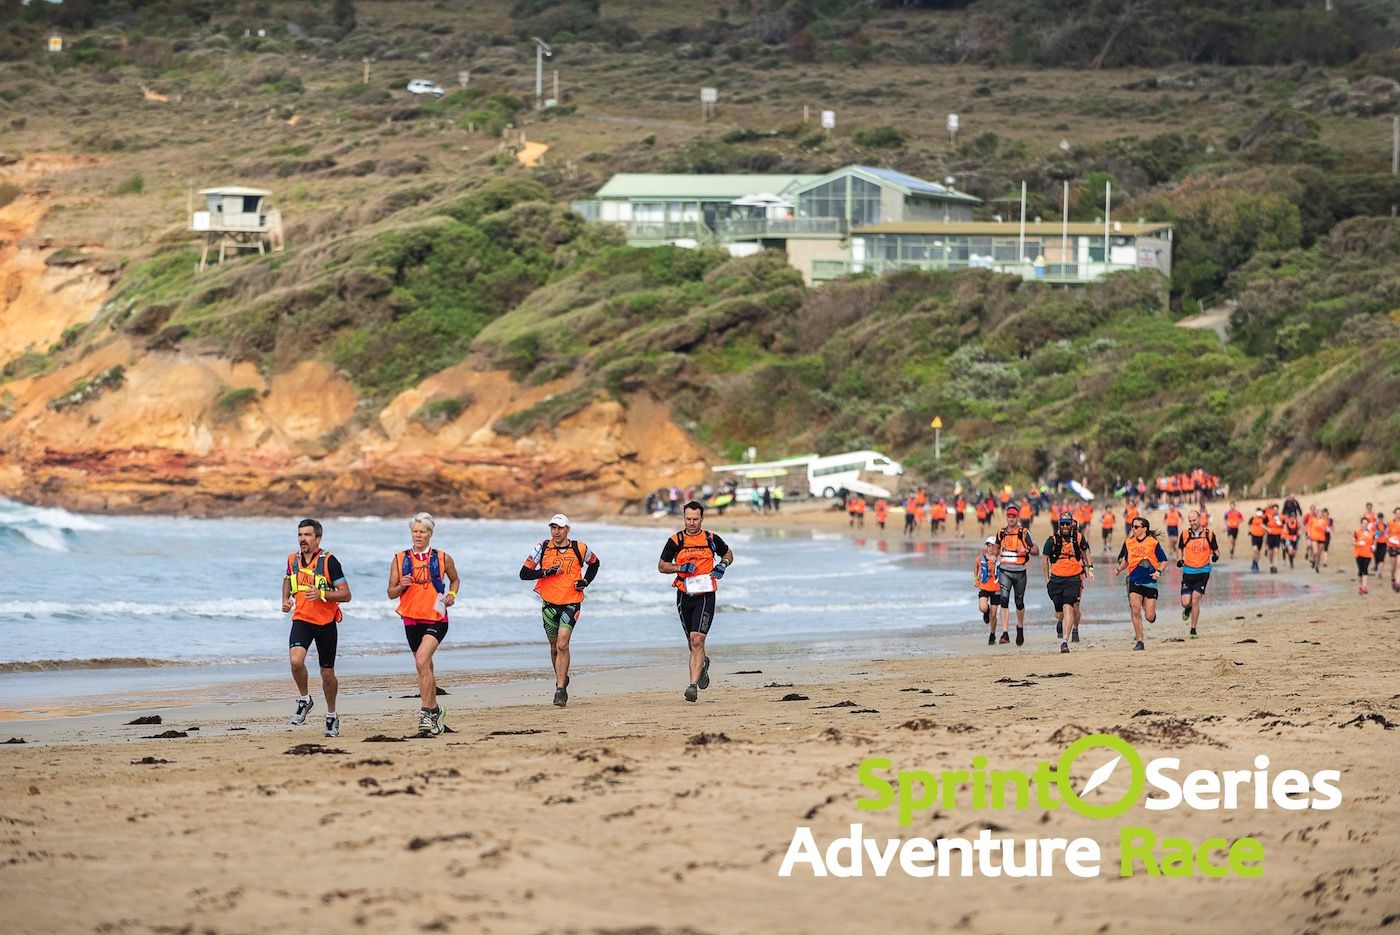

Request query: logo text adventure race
[{"left": 779, "top": 734, "right": 1341, "bottom": 879}]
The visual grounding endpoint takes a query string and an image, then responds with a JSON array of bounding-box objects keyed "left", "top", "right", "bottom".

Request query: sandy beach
[{"left": 3, "top": 474, "right": 1400, "bottom": 933}]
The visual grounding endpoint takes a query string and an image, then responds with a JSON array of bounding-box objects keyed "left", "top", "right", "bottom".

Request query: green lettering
[
  {"left": 1160, "top": 837, "right": 1194, "bottom": 877},
  {"left": 939, "top": 769, "right": 970, "bottom": 809},
  {"left": 898, "top": 769, "right": 938, "bottom": 826},
  {"left": 856, "top": 757, "right": 894, "bottom": 812},
  {"left": 990, "top": 769, "right": 1031, "bottom": 810},
  {"left": 1033, "top": 761, "right": 1060, "bottom": 810},
  {"left": 1119, "top": 826, "right": 1160, "bottom": 877},
  {"left": 1197, "top": 837, "right": 1229, "bottom": 879},
  {"left": 1229, "top": 837, "right": 1265, "bottom": 878}
]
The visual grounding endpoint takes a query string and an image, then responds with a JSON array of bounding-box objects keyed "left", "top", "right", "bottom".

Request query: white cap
[
  {"left": 548, "top": 513, "right": 569, "bottom": 527},
  {"left": 984, "top": 536, "right": 996, "bottom": 545}
]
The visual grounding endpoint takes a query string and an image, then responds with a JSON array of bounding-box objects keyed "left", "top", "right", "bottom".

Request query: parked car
[{"left": 406, "top": 79, "right": 445, "bottom": 98}]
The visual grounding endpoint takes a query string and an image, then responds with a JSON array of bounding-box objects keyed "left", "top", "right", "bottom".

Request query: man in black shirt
[{"left": 658, "top": 501, "right": 735, "bottom": 703}]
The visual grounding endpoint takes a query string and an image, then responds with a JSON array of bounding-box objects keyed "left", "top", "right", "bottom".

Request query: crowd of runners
[{"left": 279, "top": 485, "right": 1398, "bottom": 737}]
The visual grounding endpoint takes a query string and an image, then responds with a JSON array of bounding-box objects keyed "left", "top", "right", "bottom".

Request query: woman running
[
  {"left": 1114, "top": 516, "right": 1167, "bottom": 651},
  {"left": 387, "top": 512, "right": 461, "bottom": 737}
]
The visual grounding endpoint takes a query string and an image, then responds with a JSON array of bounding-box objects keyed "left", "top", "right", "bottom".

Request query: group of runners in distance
[{"left": 280, "top": 501, "right": 731, "bottom": 738}]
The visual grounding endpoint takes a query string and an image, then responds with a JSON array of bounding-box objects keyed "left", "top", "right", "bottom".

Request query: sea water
[{"left": 0, "top": 498, "right": 1312, "bottom": 706}]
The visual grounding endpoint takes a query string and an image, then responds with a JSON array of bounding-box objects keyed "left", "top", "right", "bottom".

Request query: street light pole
[{"left": 532, "top": 37, "right": 552, "bottom": 110}]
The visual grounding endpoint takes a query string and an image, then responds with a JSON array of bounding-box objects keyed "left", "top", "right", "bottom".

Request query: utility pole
[{"left": 532, "top": 37, "right": 551, "bottom": 110}]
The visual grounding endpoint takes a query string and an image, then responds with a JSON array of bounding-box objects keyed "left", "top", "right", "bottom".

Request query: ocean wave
[
  {"left": 0, "top": 498, "right": 104, "bottom": 553},
  {"left": 0, "top": 656, "right": 181, "bottom": 672}
]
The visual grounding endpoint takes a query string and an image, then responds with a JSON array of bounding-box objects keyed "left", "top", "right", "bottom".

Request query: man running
[
  {"left": 1163, "top": 500, "right": 1182, "bottom": 558},
  {"left": 1282, "top": 512, "right": 1301, "bottom": 569},
  {"left": 975, "top": 536, "right": 1002, "bottom": 644},
  {"left": 1114, "top": 516, "right": 1166, "bottom": 651},
  {"left": 1223, "top": 502, "right": 1243, "bottom": 558},
  {"left": 388, "top": 512, "right": 460, "bottom": 737},
  {"left": 874, "top": 497, "right": 888, "bottom": 531},
  {"left": 1248, "top": 508, "right": 1266, "bottom": 572},
  {"left": 993, "top": 505, "right": 1039, "bottom": 646},
  {"left": 1100, "top": 506, "right": 1116, "bottom": 556},
  {"left": 281, "top": 518, "right": 352, "bottom": 737},
  {"left": 658, "top": 501, "right": 734, "bottom": 702},
  {"left": 520, "top": 513, "right": 600, "bottom": 707},
  {"left": 1176, "top": 509, "right": 1219, "bottom": 639},
  {"left": 1264, "top": 505, "right": 1285, "bottom": 574},
  {"left": 902, "top": 495, "right": 917, "bottom": 536},
  {"left": 1044, "top": 514, "right": 1093, "bottom": 654},
  {"left": 1388, "top": 508, "right": 1400, "bottom": 592},
  {"left": 954, "top": 495, "right": 967, "bottom": 538}
]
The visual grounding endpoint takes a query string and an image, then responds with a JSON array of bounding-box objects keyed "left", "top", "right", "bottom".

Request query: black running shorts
[
  {"left": 676, "top": 591, "right": 716, "bottom": 636},
  {"left": 1227, "top": 527, "right": 1239, "bottom": 539},
  {"left": 996, "top": 568, "right": 1028, "bottom": 610},
  {"left": 977, "top": 588, "right": 1003, "bottom": 607},
  {"left": 1181, "top": 572, "right": 1210, "bottom": 595},
  {"left": 404, "top": 620, "right": 449, "bottom": 653},
  {"left": 1046, "top": 575, "right": 1082, "bottom": 611},
  {"left": 1127, "top": 583, "right": 1159, "bottom": 600},
  {"left": 1266, "top": 533, "right": 1281, "bottom": 550},
  {"left": 289, "top": 619, "right": 338, "bottom": 669},
  {"left": 1356, "top": 557, "right": 1371, "bottom": 576},
  {"left": 1250, "top": 534, "right": 1264, "bottom": 548}
]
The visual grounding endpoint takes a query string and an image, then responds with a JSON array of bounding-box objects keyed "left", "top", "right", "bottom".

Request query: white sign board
[
  {"left": 820, "top": 110, "right": 835, "bottom": 129},
  {"left": 946, "top": 113, "right": 959, "bottom": 132},
  {"left": 700, "top": 87, "right": 718, "bottom": 103},
  {"left": 48, "top": 36, "right": 62, "bottom": 52}
]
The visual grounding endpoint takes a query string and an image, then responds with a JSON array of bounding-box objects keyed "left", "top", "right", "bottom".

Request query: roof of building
[
  {"left": 594, "top": 174, "right": 820, "bottom": 200},
  {"left": 199, "top": 186, "right": 273, "bottom": 197},
  {"left": 855, "top": 221, "right": 1173, "bottom": 237},
  {"left": 834, "top": 166, "right": 982, "bottom": 204}
]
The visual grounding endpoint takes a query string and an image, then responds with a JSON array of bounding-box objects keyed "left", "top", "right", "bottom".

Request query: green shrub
[{"left": 852, "top": 125, "right": 905, "bottom": 148}]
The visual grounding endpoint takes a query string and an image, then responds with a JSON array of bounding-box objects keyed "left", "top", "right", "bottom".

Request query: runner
[
  {"left": 1043, "top": 515, "right": 1093, "bottom": 654},
  {"left": 1305, "top": 509, "right": 1328, "bottom": 573},
  {"left": 854, "top": 494, "right": 867, "bottom": 529},
  {"left": 902, "top": 495, "right": 917, "bottom": 536},
  {"left": 1176, "top": 510, "right": 1219, "bottom": 639},
  {"left": 1248, "top": 508, "right": 1266, "bottom": 572},
  {"left": 387, "top": 512, "right": 461, "bottom": 737},
  {"left": 1100, "top": 506, "right": 1116, "bottom": 556},
  {"left": 1114, "top": 516, "right": 1166, "bottom": 651},
  {"left": 1319, "top": 507, "right": 1333, "bottom": 568},
  {"left": 1223, "top": 502, "right": 1243, "bottom": 558},
  {"left": 657, "top": 501, "right": 734, "bottom": 702},
  {"left": 993, "top": 505, "right": 1039, "bottom": 646},
  {"left": 519, "top": 513, "right": 600, "bottom": 707},
  {"left": 1353, "top": 517, "right": 1374, "bottom": 595},
  {"left": 1373, "top": 516, "right": 1387, "bottom": 586},
  {"left": 1282, "top": 512, "right": 1301, "bottom": 569},
  {"left": 1264, "top": 504, "right": 1285, "bottom": 574},
  {"left": 930, "top": 498, "right": 947, "bottom": 537},
  {"left": 874, "top": 497, "right": 888, "bottom": 531},
  {"left": 975, "top": 536, "right": 1002, "bottom": 645},
  {"left": 1388, "top": 508, "right": 1400, "bottom": 592},
  {"left": 975, "top": 500, "right": 989, "bottom": 536},
  {"left": 281, "top": 518, "right": 352, "bottom": 738},
  {"left": 954, "top": 495, "right": 967, "bottom": 538},
  {"left": 1163, "top": 500, "right": 1182, "bottom": 558}
]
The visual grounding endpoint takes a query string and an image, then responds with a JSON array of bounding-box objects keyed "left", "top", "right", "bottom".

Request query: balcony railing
[
  {"left": 715, "top": 217, "right": 845, "bottom": 240},
  {"left": 811, "top": 258, "right": 1149, "bottom": 283}
]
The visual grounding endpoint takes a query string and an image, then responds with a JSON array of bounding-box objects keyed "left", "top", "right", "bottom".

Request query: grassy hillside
[{"left": 2, "top": 0, "right": 1398, "bottom": 492}]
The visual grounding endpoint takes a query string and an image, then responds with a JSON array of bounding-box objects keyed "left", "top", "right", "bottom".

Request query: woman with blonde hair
[{"left": 387, "top": 512, "right": 460, "bottom": 737}]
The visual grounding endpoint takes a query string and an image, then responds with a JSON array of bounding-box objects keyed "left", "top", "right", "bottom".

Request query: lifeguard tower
[{"left": 190, "top": 186, "right": 284, "bottom": 271}]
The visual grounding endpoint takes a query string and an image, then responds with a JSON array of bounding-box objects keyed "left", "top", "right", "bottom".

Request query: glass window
[{"left": 1087, "top": 236, "right": 1105, "bottom": 262}]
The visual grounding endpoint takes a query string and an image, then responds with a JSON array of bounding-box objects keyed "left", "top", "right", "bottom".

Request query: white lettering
[
  {"left": 1144, "top": 756, "right": 1183, "bottom": 810},
  {"left": 778, "top": 826, "right": 826, "bottom": 877}
]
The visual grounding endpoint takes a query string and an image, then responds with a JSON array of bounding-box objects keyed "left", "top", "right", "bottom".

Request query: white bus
[{"left": 807, "top": 450, "right": 903, "bottom": 498}]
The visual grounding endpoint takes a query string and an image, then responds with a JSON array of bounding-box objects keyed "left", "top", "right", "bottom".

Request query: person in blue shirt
[{"left": 1114, "top": 517, "right": 1168, "bottom": 651}]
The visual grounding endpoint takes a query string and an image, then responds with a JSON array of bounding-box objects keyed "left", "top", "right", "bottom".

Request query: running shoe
[
  {"left": 1015, "top": 626, "right": 1024, "bottom": 647},
  {"left": 417, "top": 709, "right": 434, "bottom": 736},
  {"left": 553, "top": 687, "right": 568, "bottom": 707},
  {"left": 684, "top": 683, "right": 698, "bottom": 703},
  {"left": 698, "top": 655, "right": 711, "bottom": 690},
  {"left": 1250, "top": 561, "right": 1258, "bottom": 573},
  {"left": 998, "top": 631, "right": 1010, "bottom": 644},
  {"left": 324, "top": 713, "right": 340, "bottom": 738},
  {"left": 1181, "top": 607, "right": 1190, "bottom": 622},
  {"left": 987, "top": 630, "right": 996, "bottom": 646},
  {"left": 1270, "top": 566, "right": 1277, "bottom": 574},
  {"left": 291, "top": 697, "right": 313, "bottom": 726},
  {"left": 1055, "top": 621, "right": 1063, "bottom": 638},
  {"left": 1071, "top": 628, "right": 1080, "bottom": 643},
  {"left": 430, "top": 705, "right": 445, "bottom": 736},
  {"left": 1060, "top": 641, "right": 1070, "bottom": 654},
  {"left": 1133, "top": 640, "right": 1145, "bottom": 651},
  {"left": 1189, "top": 628, "right": 1197, "bottom": 639}
]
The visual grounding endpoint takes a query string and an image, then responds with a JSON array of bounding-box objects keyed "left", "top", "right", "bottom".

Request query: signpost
[
  {"left": 48, "top": 36, "right": 62, "bottom": 53},
  {"left": 931, "top": 416, "right": 943, "bottom": 462},
  {"left": 946, "top": 113, "right": 959, "bottom": 148},
  {"left": 701, "top": 87, "right": 718, "bottom": 120},
  {"left": 821, "top": 109, "right": 835, "bottom": 138}
]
